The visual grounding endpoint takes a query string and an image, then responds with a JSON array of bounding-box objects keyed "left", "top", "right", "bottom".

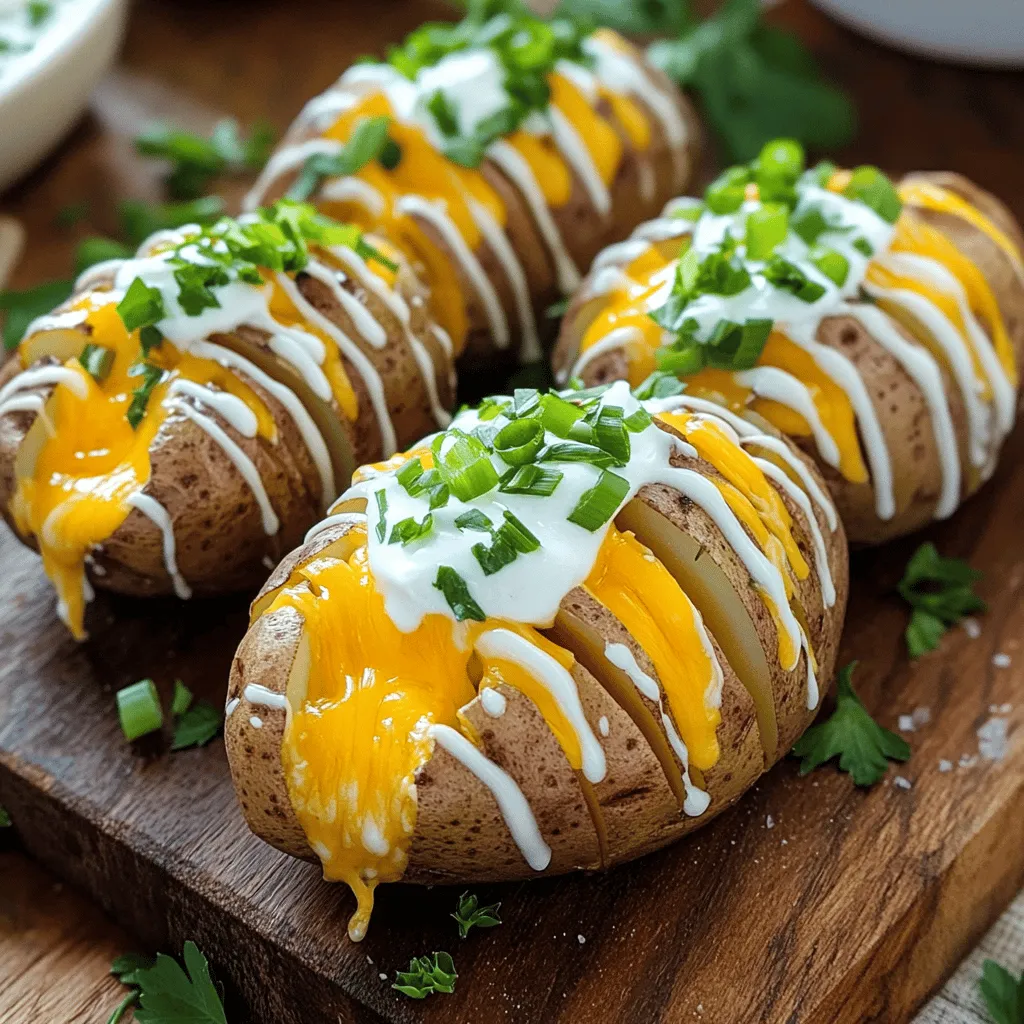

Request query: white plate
[
  {"left": 808, "top": 0, "right": 1024, "bottom": 67},
  {"left": 0, "top": 0, "right": 129, "bottom": 193}
]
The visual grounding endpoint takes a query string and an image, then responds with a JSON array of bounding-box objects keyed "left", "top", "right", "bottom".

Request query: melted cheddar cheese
[{"left": 10, "top": 293, "right": 275, "bottom": 638}]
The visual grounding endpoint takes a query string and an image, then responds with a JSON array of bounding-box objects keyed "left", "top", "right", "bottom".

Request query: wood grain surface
[{"left": 1, "top": 1, "right": 1023, "bottom": 1023}]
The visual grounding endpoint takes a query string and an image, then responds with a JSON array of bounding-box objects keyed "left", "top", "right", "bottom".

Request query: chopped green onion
[
  {"left": 126, "top": 363, "right": 165, "bottom": 429},
  {"left": 493, "top": 418, "right": 544, "bottom": 466},
  {"left": 117, "top": 277, "right": 165, "bottom": 333},
  {"left": 704, "top": 318, "right": 773, "bottom": 370},
  {"left": 669, "top": 199, "right": 704, "bottom": 222},
  {"left": 705, "top": 166, "right": 750, "bottom": 214},
  {"left": 498, "top": 510, "right": 540, "bottom": 553},
  {"left": 539, "top": 393, "right": 584, "bottom": 437},
  {"left": 566, "top": 418, "right": 595, "bottom": 444},
  {"left": 745, "top": 204, "right": 789, "bottom": 260},
  {"left": 374, "top": 489, "right": 388, "bottom": 543},
  {"left": 379, "top": 138, "right": 402, "bottom": 170},
  {"left": 389, "top": 513, "right": 434, "bottom": 546},
  {"left": 433, "top": 430, "right": 499, "bottom": 501},
  {"left": 791, "top": 207, "right": 830, "bottom": 246},
  {"left": 805, "top": 160, "right": 837, "bottom": 188},
  {"left": 79, "top": 344, "right": 114, "bottom": 382},
  {"left": 762, "top": 256, "right": 827, "bottom": 303},
  {"left": 454, "top": 509, "right": 493, "bottom": 533},
  {"left": 567, "top": 471, "right": 630, "bottom": 532},
  {"left": 757, "top": 138, "right": 805, "bottom": 182},
  {"left": 171, "top": 680, "right": 193, "bottom": 717},
  {"left": 853, "top": 236, "right": 874, "bottom": 258},
  {"left": 117, "top": 680, "right": 164, "bottom": 741},
  {"left": 397, "top": 457, "right": 424, "bottom": 493},
  {"left": 434, "top": 566, "right": 486, "bottom": 622},
  {"left": 472, "top": 534, "right": 517, "bottom": 576},
  {"left": 594, "top": 405, "right": 630, "bottom": 463},
  {"left": 539, "top": 441, "right": 622, "bottom": 468},
  {"left": 811, "top": 248, "right": 850, "bottom": 287},
  {"left": 632, "top": 372, "right": 685, "bottom": 400},
  {"left": 427, "top": 90, "right": 459, "bottom": 137},
  {"left": 288, "top": 116, "right": 393, "bottom": 201},
  {"left": 498, "top": 464, "right": 563, "bottom": 496},
  {"left": 623, "top": 408, "right": 652, "bottom": 433},
  {"left": 512, "top": 388, "right": 540, "bottom": 419},
  {"left": 656, "top": 344, "right": 705, "bottom": 377},
  {"left": 843, "top": 166, "right": 902, "bottom": 224}
]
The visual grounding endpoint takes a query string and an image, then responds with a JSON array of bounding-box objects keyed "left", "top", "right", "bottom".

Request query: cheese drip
[
  {"left": 571, "top": 176, "right": 1021, "bottom": 524},
  {"left": 8, "top": 293, "right": 274, "bottom": 638}
]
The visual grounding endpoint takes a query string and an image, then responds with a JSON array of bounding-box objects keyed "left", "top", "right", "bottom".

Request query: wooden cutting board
[{"left": 1, "top": 1, "right": 1024, "bottom": 1022}]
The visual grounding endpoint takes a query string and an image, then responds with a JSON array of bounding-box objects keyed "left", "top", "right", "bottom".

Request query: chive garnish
[
  {"left": 434, "top": 566, "right": 486, "bottom": 622},
  {"left": 567, "top": 470, "right": 630, "bottom": 532},
  {"left": 117, "top": 680, "right": 164, "bottom": 741},
  {"left": 374, "top": 489, "right": 388, "bottom": 543}
]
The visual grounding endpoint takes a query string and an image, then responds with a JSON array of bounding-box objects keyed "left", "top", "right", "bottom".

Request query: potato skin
[
  {"left": 226, "top": 420, "right": 846, "bottom": 889},
  {"left": 0, "top": 250, "right": 455, "bottom": 604},
  {"left": 555, "top": 172, "right": 1024, "bottom": 545}
]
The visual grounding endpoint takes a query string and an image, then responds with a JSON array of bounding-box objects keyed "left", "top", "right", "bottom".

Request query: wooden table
[{"left": 1, "top": 1, "right": 1023, "bottom": 1021}]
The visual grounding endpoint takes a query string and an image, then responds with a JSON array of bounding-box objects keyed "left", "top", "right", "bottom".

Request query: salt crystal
[
  {"left": 893, "top": 776, "right": 912, "bottom": 790},
  {"left": 999, "top": 703, "right": 1012, "bottom": 714},
  {"left": 959, "top": 754, "right": 979, "bottom": 769},
  {"left": 993, "top": 652, "right": 1011, "bottom": 668},
  {"left": 938, "top": 759, "right": 953, "bottom": 772},
  {"left": 765, "top": 814, "right": 774, "bottom": 829},
  {"left": 978, "top": 717, "right": 1009, "bottom": 762},
  {"left": 379, "top": 972, "right": 388, "bottom": 981},
  {"left": 912, "top": 706, "right": 931, "bottom": 728},
  {"left": 962, "top": 617, "right": 981, "bottom": 640},
  {"left": 898, "top": 714, "right": 915, "bottom": 733},
  {"left": 577, "top": 934, "right": 586, "bottom": 945}
]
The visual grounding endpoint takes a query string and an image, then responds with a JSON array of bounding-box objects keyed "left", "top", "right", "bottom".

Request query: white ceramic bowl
[
  {"left": 809, "top": 0, "right": 1024, "bottom": 68},
  {"left": 0, "top": 0, "right": 129, "bottom": 193}
]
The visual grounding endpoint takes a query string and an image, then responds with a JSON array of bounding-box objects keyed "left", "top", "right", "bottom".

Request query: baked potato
[
  {"left": 0, "top": 202, "right": 454, "bottom": 638},
  {"left": 225, "top": 378, "right": 847, "bottom": 941},
  {"left": 244, "top": 5, "right": 701, "bottom": 368},
  {"left": 553, "top": 141, "right": 1024, "bottom": 545}
]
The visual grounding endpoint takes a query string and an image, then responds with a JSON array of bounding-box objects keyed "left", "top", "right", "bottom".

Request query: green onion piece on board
[
  {"left": 171, "top": 680, "right": 193, "bottom": 717},
  {"left": 117, "top": 680, "right": 164, "bottom": 741}
]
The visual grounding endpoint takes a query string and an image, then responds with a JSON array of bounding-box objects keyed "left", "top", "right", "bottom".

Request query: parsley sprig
[
  {"left": 136, "top": 118, "right": 275, "bottom": 200},
  {"left": 107, "top": 943, "right": 227, "bottom": 1024},
  {"left": 979, "top": 959, "right": 1024, "bottom": 1024},
  {"left": 452, "top": 891, "right": 502, "bottom": 938},
  {"left": 392, "top": 951, "right": 458, "bottom": 999},
  {"left": 792, "top": 662, "right": 911, "bottom": 786},
  {"left": 898, "top": 543, "right": 986, "bottom": 658}
]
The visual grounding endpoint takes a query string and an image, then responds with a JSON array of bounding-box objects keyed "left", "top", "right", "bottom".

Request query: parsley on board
[
  {"left": 107, "top": 943, "right": 227, "bottom": 1024},
  {"left": 452, "top": 891, "right": 502, "bottom": 938},
  {"left": 393, "top": 951, "right": 458, "bottom": 999},
  {"left": 171, "top": 702, "right": 222, "bottom": 751},
  {"left": 978, "top": 959, "right": 1024, "bottom": 1024},
  {"left": 791, "top": 662, "right": 911, "bottom": 786},
  {"left": 633, "top": 0, "right": 857, "bottom": 161},
  {"left": 119, "top": 196, "right": 227, "bottom": 247},
  {"left": 135, "top": 118, "right": 276, "bottom": 200},
  {"left": 0, "top": 806, "right": 10, "bottom": 827},
  {"left": 75, "top": 237, "right": 133, "bottom": 275},
  {"left": 898, "top": 542, "right": 986, "bottom": 658}
]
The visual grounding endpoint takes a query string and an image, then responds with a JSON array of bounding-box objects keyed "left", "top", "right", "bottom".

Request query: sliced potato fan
[
  {"left": 554, "top": 143, "right": 1024, "bottom": 545},
  {"left": 225, "top": 379, "right": 847, "bottom": 941}
]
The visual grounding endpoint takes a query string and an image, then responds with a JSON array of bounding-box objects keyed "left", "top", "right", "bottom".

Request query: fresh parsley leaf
[
  {"left": 111, "top": 953, "right": 156, "bottom": 985},
  {"left": 0, "top": 806, "right": 10, "bottom": 827},
  {"left": 135, "top": 118, "right": 276, "bottom": 199},
  {"left": 132, "top": 941, "right": 227, "bottom": 1024},
  {"left": 792, "top": 662, "right": 911, "bottom": 786},
  {"left": 898, "top": 542, "right": 986, "bottom": 657},
  {"left": 75, "top": 237, "right": 133, "bottom": 275},
  {"left": 978, "top": 959, "right": 1024, "bottom": 1024},
  {"left": 171, "top": 702, "right": 222, "bottom": 751},
  {"left": 647, "top": 0, "right": 856, "bottom": 161},
  {"left": 288, "top": 115, "right": 394, "bottom": 202},
  {"left": 0, "top": 279, "right": 73, "bottom": 350},
  {"left": 393, "top": 951, "right": 458, "bottom": 999},
  {"left": 452, "top": 892, "right": 502, "bottom": 938}
]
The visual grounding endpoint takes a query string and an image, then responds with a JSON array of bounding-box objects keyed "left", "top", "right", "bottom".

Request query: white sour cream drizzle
[
  {"left": 573, "top": 176, "right": 1019, "bottom": 523},
  {"left": 429, "top": 723, "right": 552, "bottom": 871},
  {"left": 479, "top": 686, "right": 507, "bottom": 718},
  {"left": 603, "top": 641, "right": 710, "bottom": 816},
  {"left": 0, "top": 364, "right": 87, "bottom": 419},
  {"left": 125, "top": 491, "right": 192, "bottom": 600},
  {"left": 244, "top": 683, "right": 290, "bottom": 710}
]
